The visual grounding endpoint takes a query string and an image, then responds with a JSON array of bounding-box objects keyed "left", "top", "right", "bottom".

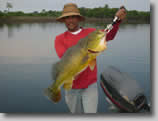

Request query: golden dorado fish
[{"left": 44, "top": 30, "right": 107, "bottom": 103}]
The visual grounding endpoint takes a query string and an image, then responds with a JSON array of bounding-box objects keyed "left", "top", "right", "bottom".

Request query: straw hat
[{"left": 56, "top": 3, "right": 85, "bottom": 22}]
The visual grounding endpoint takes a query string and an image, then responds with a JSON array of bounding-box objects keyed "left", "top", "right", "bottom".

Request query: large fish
[{"left": 44, "top": 30, "right": 107, "bottom": 103}]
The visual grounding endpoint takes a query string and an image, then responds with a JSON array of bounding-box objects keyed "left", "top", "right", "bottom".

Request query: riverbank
[{"left": 0, "top": 16, "right": 149, "bottom": 24}]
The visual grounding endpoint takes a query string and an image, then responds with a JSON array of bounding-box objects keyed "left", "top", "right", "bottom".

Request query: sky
[{"left": 0, "top": 0, "right": 150, "bottom": 13}]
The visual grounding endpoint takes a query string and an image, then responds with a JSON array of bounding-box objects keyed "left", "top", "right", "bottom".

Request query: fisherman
[{"left": 54, "top": 3, "right": 126, "bottom": 113}]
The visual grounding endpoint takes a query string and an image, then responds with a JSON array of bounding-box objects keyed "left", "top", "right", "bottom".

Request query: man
[{"left": 54, "top": 3, "right": 126, "bottom": 113}]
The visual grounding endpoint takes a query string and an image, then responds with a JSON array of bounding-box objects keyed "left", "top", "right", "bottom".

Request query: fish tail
[{"left": 44, "top": 84, "right": 61, "bottom": 103}]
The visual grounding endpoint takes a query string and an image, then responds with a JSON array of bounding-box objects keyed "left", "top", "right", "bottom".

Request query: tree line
[{"left": 0, "top": 4, "right": 150, "bottom": 22}]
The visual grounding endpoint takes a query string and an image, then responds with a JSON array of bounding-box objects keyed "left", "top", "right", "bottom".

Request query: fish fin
[
  {"left": 51, "top": 62, "right": 59, "bottom": 81},
  {"left": 63, "top": 83, "right": 72, "bottom": 90},
  {"left": 63, "top": 79, "right": 73, "bottom": 90},
  {"left": 44, "top": 85, "right": 61, "bottom": 103},
  {"left": 88, "top": 53, "right": 97, "bottom": 59},
  {"left": 89, "top": 59, "right": 96, "bottom": 71}
]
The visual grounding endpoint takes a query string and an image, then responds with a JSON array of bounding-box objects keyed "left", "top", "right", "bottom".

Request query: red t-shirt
[{"left": 54, "top": 22, "right": 120, "bottom": 89}]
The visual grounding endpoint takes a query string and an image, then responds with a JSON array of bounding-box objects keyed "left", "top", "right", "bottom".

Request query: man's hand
[{"left": 115, "top": 6, "right": 127, "bottom": 20}]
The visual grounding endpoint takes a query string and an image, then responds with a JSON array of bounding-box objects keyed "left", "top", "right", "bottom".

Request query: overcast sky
[{"left": 0, "top": 0, "right": 150, "bottom": 12}]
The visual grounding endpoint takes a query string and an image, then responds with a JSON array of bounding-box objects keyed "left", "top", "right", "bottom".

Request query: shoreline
[{"left": 0, "top": 16, "right": 149, "bottom": 24}]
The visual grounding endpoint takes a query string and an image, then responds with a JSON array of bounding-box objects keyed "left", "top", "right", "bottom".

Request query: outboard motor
[{"left": 100, "top": 66, "right": 150, "bottom": 113}]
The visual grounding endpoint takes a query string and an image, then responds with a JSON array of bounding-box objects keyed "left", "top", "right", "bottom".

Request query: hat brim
[{"left": 56, "top": 13, "right": 85, "bottom": 22}]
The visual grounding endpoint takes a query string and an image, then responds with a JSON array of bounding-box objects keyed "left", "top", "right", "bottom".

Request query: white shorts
[{"left": 65, "top": 83, "right": 98, "bottom": 113}]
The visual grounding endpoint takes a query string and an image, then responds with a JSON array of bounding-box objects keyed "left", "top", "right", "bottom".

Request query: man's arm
[
  {"left": 106, "top": 6, "right": 126, "bottom": 41},
  {"left": 106, "top": 21, "right": 121, "bottom": 41}
]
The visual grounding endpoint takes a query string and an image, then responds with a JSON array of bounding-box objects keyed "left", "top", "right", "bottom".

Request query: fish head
[{"left": 87, "top": 30, "right": 107, "bottom": 54}]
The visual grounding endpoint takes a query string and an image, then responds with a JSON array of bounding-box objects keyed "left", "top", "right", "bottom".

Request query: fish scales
[{"left": 44, "top": 30, "right": 107, "bottom": 103}]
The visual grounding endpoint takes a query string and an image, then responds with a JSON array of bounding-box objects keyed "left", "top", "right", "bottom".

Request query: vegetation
[
  {"left": 6, "top": 2, "right": 13, "bottom": 12},
  {"left": 0, "top": 4, "right": 150, "bottom": 24},
  {"left": 0, "top": 9, "right": 61, "bottom": 17},
  {"left": 79, "top": 5, "right": 150, "bottom": 22}
]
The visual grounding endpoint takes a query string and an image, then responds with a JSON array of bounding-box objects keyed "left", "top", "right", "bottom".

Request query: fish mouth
[{"left": 88, "top": 49, "right": 100, "bottom": 53}]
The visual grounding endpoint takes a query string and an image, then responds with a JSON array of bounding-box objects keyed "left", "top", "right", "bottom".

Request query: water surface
[{"left": 0, "top": 22, "right": 150, "bottom": 113}]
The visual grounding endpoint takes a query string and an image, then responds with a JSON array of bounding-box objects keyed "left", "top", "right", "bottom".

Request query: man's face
[{"left": 63, "top": 15, "right": 80, "bottom": 32}]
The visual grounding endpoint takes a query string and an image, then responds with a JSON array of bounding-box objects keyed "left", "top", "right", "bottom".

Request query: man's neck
[{"left": 70, "top": 28, "right": 82, "bottom": 35}]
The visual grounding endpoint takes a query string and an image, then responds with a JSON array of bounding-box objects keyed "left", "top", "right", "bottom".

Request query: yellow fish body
[{"left": 44, "top": 30, "right": 107, "bottom": 103}]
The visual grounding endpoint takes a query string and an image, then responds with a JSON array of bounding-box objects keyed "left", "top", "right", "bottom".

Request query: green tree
[
  {"left": 41, "top": 9, "right": 46, "bottom": 13},
  {"left": 6, "top": 2, "right": 13, "bottom": 12},
  {"left": 104, "top": 4, "right": 109, "bottom": 9}
]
